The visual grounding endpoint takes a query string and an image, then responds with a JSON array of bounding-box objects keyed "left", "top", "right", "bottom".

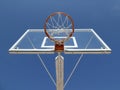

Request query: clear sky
[{"left": 0, "top": 0, "right": 120, "bottom": 90}]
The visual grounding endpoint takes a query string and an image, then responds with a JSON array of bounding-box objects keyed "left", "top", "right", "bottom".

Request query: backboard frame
[{"left": 9, "top": 29, "right": 111, "bottom": 54}]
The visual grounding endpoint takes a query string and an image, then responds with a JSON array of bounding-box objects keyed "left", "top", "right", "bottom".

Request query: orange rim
[{"left": 44, "top": 12, "right": 74, "bottom": 43}]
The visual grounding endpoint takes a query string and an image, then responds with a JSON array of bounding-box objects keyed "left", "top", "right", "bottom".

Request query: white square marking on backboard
[{"left": 41, "top": 37, "right": 78, "bottom": 48}]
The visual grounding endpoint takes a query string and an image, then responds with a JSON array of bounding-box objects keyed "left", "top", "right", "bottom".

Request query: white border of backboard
[{"left": 9, "top": 29, "right": 111, "bottom": 54}]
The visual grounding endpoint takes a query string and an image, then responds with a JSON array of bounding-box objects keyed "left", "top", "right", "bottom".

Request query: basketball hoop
[{"left": 44, "top": 12, "right": 74, "bottom": 52}]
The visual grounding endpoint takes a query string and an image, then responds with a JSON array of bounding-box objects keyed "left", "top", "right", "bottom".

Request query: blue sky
[{"left": 0, "top": 0, "right": 120, "bottom": 90}]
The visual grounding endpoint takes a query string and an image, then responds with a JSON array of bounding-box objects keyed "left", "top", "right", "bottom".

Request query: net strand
[
  {"left": 50, "top": 16, "right": 56, "bottom": 28},
  {"left": 62, "top": 16, "right": 68, "bottom": 28},
  {"left": 66, "top": 24, "right": 72, "bottom": 29},
  {"left": 47, "top": 22, "right": 54, "bottom": 28},
  {"left": 57, "top": 14, "right": 61, "bottom": 26},
  {"left": 51, "top": 17, "right": 59, "bottom": 27}
]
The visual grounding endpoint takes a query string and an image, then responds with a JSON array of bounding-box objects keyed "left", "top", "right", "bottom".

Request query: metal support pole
[{"left": 55, "top": 53, "right": 64, "bottom": 90}]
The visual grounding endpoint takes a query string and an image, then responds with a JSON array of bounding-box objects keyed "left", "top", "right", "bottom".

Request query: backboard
[{"left": 9, "top": 29, "right": 111, "bottom": 54}]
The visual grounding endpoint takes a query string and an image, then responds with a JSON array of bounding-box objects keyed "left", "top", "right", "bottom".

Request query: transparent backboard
[{"left": 9, "top": 29, "right": 111, "bottom": 54}]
